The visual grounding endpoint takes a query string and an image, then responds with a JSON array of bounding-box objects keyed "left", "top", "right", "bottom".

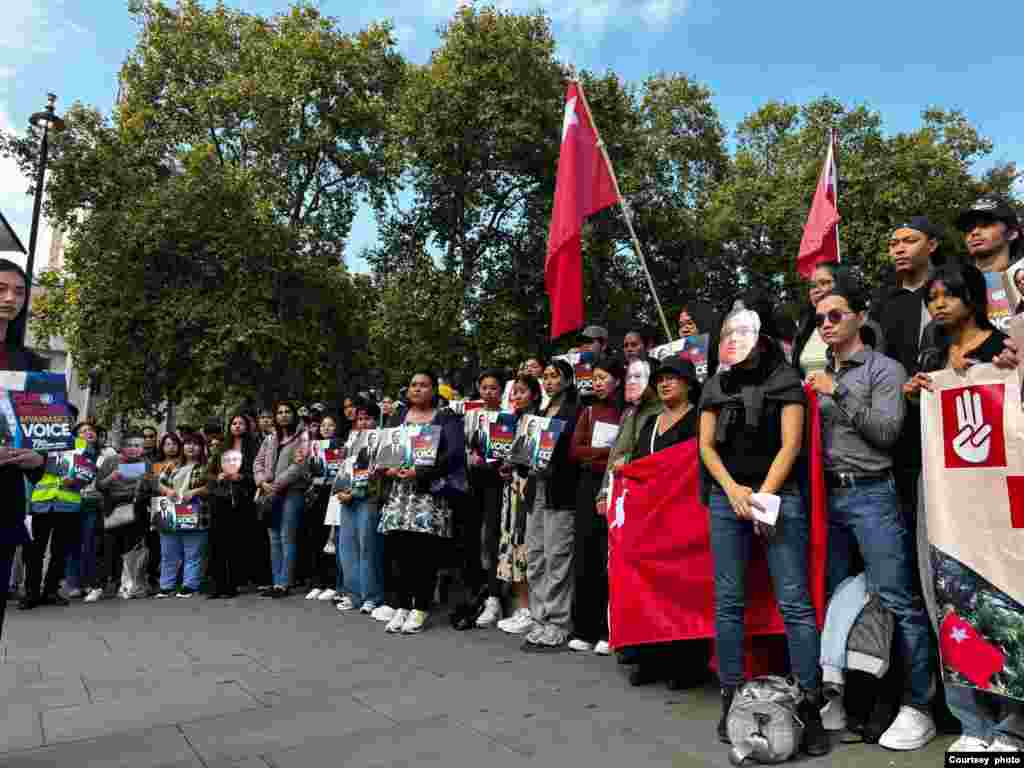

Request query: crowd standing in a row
[{"left": 0, "top": 196, "right": 1023, "bottom": 757}]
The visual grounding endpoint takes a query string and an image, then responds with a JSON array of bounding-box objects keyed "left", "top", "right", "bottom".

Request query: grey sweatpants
[{"left": 526, "top": 479, "right": 575, "bottom": 630}]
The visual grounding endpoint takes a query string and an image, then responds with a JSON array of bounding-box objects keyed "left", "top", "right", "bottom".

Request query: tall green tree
[{"left": 1, "top": 0, "right": 400, "bottom": 417}]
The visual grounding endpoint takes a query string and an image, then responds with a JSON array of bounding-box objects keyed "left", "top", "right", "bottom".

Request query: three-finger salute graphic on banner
[{"left": 941, "top": 385, "right": 1006, "bottom": 468}]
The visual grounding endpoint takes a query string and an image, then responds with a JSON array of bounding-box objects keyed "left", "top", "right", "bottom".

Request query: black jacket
[
  {"left": 534, "top": 395, "right": 580, "bottom": 511},
  {"left": 384, "top": 407, "right": 467, "bottom": 497},
  {"left": 1, "top": 345, "right": 49, "bottom": 549}
]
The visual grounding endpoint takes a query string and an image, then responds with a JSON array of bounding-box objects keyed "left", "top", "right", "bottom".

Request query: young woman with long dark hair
[{"left": 153, "top": 433, "right": 210, "bottom": 598}]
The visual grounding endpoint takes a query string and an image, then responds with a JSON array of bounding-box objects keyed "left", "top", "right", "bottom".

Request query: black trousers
[
  {"left": 207, "top": 505, "right": 243, "bottom": 595},
  {"left": 0, "top": 542, "right": 16, "bottom": 641},
  {"left": 23, "top": 512, "right": 77, "bottom": 598},
  {"left": 461, "top": 477, "right": 503, "bottom": 599},
  {"left": 388, "top": 531, "right": 443, "bottom": 610},
  {"left": 572, "top": 470, "right": 609, "bottom": 644}
]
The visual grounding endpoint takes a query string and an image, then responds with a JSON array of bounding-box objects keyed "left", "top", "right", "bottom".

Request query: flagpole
[
  {"left": 831, "top": 128, "right": 841, "bottom": 264},
  {"left": 574, "top": 80, "right": 675, "bottom": 344}
]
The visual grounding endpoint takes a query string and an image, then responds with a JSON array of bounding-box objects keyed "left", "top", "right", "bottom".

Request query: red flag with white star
[
  {"left": 546, "top": 82, "right": 620, "bottom": 340},
  {"left": 940, "top": 611, "right": 1006, "bottom": 689},
  {"left": 797, "top": 130, "right": 840, "bottom": 279}
]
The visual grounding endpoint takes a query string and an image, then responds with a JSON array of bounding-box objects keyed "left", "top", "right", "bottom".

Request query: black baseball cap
[
  {"left": 893, "top": 216, "right": 942, "bottom": 240},
  {"left": 653, "top": 356, "right": 698, "bottom": 386},
  {"left": 956, "top": 197, "right": 1020, "bottom": 232}
]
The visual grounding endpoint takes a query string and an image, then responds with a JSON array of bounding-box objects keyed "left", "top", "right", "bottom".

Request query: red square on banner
[
  {"left": 941, "top": 385, "right": 1007, "bottom": 469},
  {"left": 1007, "top": 477, "right": 1024, "bottom": 529}
]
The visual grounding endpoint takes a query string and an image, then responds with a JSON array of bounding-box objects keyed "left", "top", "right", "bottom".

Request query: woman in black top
[
  {"left": 624, "top": 356, "right": 707, "bottom": 689},
  {"left": 0, "top": 260, "right": 47, "bottom": 639},
  {"left": 699, "top": 306, "right": 828, "bottom": 756}
]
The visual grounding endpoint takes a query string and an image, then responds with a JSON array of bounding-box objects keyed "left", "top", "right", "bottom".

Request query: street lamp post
[{"left": 21, "top": 93, "right": 65, "bottom": 346}]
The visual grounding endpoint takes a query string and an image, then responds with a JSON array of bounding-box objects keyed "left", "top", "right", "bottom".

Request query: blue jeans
[
  {"left": 159, "top": 531, "right": 208, "bottom": 590},
  {"left": 826, "top": 477, "right": 932, "bottom": 708},
  {"left": 946, "top": 685, "right": 1024, "bottom": 742},
  {"left": 65, "top": 501, "right": 99, "bottom": 591},
  {"left": 337, "top": 499, "right": 383, "bottom": 604},
  {"left": 268, "top": 492, "right": 304, "bottom": 588},
  {"left": 709, "top": 490, "right": 821, "bottom": 691}
]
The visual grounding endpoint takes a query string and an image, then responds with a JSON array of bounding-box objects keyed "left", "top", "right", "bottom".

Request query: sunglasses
[{"left": 814, "top": 309, "right": 854, "bottom": 327}]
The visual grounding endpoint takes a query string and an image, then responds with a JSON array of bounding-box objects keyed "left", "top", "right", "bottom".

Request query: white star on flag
[
  {"left": 950, "top": 627, "right": 969, "bottom": 644},
  {"left": 610, "top": 489, "right": 627, "bottom": 530},
  {"left": 562, "top": 96, "right": 579, "bottom": 140}
]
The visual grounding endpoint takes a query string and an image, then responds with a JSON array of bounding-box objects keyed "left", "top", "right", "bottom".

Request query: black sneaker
[
  {"left": 718, "top": 687, "right": 736, "bottom": 744},
  {"left": 799, "top": 691, "right": 831, "bottom": 757},
  {"left": 270, "top": 586, "right": 289, "bottom": 599},
  {"left": 17, "top": 595, "right": 40, "bottom": 611},
  {"left": 259, "top": 586, "right": 277, "bottom": 597},
  {"left": 155, "top": 588, "right": 175, "bottom": 599},
  {"left": 40, "top": 593, "right": 70, "bottom": 607},
  {"left": 176, "top": 587, "right": 196, "bottom": 599}
]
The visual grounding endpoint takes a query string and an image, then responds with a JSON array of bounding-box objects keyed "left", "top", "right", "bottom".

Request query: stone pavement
[{"left": 0, "top": 594, "right": 953, "bottom": 767}]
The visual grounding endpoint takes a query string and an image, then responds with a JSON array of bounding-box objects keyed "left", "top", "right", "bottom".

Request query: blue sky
[{"left": 2, "top": 0, "right": 1022, "bottom": 273}]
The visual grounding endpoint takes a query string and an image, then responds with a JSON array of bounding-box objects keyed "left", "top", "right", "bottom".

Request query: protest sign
[
  {"left": 0, "top": 372, "right": 73, "bottom": 451},
  {"left": 649, "top": 334, "right": 710, "bottom": 382},
  {"left": 487, "top": 413, "right": 518, "bottom": 462},
  {"left": 984, "top": 272, "right": 1013, "bottom": 333},
  {"left": 533, "top": 419, "right": 566, "bottom": 472},
  {"left": 410, "top": 425, "right": 441, "bottom": 467},
  {"left": 920, "top": 364, "right": 1024, "bottom": 701},
  {"left": 375, "top": 427, "right": 409, "bottom": 468}
]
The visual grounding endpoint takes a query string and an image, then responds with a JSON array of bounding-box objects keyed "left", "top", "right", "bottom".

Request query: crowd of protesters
[{"left": 2, "top": 196, "right": 1024, "bottom": 757}]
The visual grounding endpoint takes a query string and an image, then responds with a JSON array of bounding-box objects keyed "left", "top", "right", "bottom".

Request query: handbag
[
  {"left": 104, "top": 501, "right": 136, "bottom": 530},
  {"left": 726, "top": 676, "right": 804, "bottom": 765}
]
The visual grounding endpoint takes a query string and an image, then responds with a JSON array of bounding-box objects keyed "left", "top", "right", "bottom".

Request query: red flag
[
  {"left": 607, "top": 432, "right": 828, "bottom": 653},
  {"left": 796, "top": 131, "right": 840, "bottom": 279},
  {"left": 940, "top": 612, "right": 1006, "bottom": 689},
  {"left": 546, "top": 82, "right": 619, "bottom": 339}
]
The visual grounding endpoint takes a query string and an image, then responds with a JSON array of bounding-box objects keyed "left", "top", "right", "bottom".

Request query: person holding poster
[
  {"left": 303, "top": 412, "right": 342, "bottom": 602},
  {"left": 699, "top": 308, "right": 828, "bottom": 756},
  {"left": 568, "top": 356, "right": 624, "bottom": 656},
  {"left": 495, "top": 375, "right": 543, "bottom": 636},
  {"left": 152, "top": 433, "right": 210, "bottom": 598},
  {"left": 807, "top": 282, "right": 936, "bottom": 752},
  {"left": 0, "top": 259, "right": 47, "bottom": 637},
  {"left": 221, "top": 410, "right": 267, "bottom": 592},
  {"left": 335, "top": 399, "right": 385, "bottom": 615},
  {"left": 377, "top": 371, "right": 466, "bottom": 635},
  {"left": 64, "top": 420, "right": 105, "bottom": 603},
  {"left": 521, "top": 359, "right": 579, "bottom": 652},
  {"left": 462, "top": 370, "right": 505, "bottom": 630},
  {"left": 205, "top": 448, "right": 247, "bottom": 598},
  {"left": 904, "top": 265, "right": 1024, "bottom": 752}
]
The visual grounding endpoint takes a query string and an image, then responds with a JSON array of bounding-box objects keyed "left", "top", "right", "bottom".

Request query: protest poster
[
  {"left": 151, "top": 497, "right": 203, "bottom": 532},
  {"left": 332, "top": 457, "right": 354, "bottom": 494},
  {"left": 649, "top": 334, "right": 710, "bottom": 382},
  {"left": 375, "top": 427, "right": 410, "bottom": 468},
  {"left": 461, "top": 400, "right": 485, "bottom": 440},
  {"left": 71, "top": 452, "right": 98, "bottom": 485},
  {"left": 533, "top": 419, "right": 566, "bottom": 472},
  {"left": 409, "top": 425, "right": 441, "bottom": 467},
  {"left": 310, "top": 439, "right": 343, "bottom": 481},
  {"left": 1005, "top": 266, "right": 1024, "bottom": 318},
  {"left": 920, "top": 364, "right": 1024, "bottom": 701},
  {"left": 573, "top": 351, "right": 595, "bottom": 397},
  {"left": 984, "top": 272, "right": 1013, "bottom": 333},
  {"left": 0, "top": 372, "right": 73, "bottom": 451},
  {"left": 509, "top": 415, "right": 545, "bottom": 467},
  {"left": 487, "top": 413, "right": 518, "bottom": 462}
]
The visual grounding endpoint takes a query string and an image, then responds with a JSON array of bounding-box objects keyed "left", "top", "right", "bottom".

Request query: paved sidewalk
[{"left": 0, "top": 594, "right": 952, "bottom": 767}]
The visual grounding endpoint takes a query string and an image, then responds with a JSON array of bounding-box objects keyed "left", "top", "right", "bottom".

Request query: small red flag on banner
[
  {"left": 546, "top": 82, "right": 620, "bottom": 340},
  {"left": 940, "top": 611, "right": 1006, "bottom": 689},
  {"left": 796, "top": 131, "right": 840, "bottom": 279}
]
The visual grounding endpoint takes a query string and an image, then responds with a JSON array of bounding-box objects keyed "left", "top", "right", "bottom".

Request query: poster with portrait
[
  {"left": 534, "top": 419, "right": 567, "bottom": 472},
  {"left": 0, "top": 372, "right": 73, "bottom": 451},
  {"left": 487, "top": 413, "right": 519, "bottom": 462},
  {"left": 574, "top": 351, "right": 595, "bottom": 397},
  {"left": 375, "top": 427, "right": 410, "bottom": 469},
  {"left": 1004, "top": 266, "right": 1024, "bottom": 318},
  {"left": 649, "top": 334, "right": 710, "bottom": 382},
  {"left": 920, "top": 364, "right": 1024, "bottom": 702},
  {"left": 462, "top": 400, "right": 486, "bottom": 440},
  {"left": 310, "top": 439, "right": 344, "bottom": 481},
  {"left": 410, "top": 425, "right": 441, "bottom": 467},
  {"left": 717, "top": 307, "right": 761, "bottom": 372},
  {"left": 151, "top": 497, "right": 203, "bottom": 532},
  {"left": 509, "top": 415, "right": 546, "bottom": 467}
]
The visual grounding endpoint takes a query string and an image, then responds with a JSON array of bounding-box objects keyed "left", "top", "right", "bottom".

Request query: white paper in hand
[{"left": 750, "top": 493, "right": 780, "bottom": 526}]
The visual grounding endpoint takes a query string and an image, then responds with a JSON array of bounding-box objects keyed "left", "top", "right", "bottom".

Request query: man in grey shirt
[{"left": 807, "top": 282, "right": 935, "bottom": 752}]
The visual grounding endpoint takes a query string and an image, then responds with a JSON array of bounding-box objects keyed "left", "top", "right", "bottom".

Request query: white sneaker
[
  {"left": 402, "top": 609, "right": 429, "bottom": 634},
  {"left": 820, "top": 688, "right": 847, "bottom": 732},
  {"left": 372, "top": 604, "right": 395, "bottom": 622},
  {"left": 498, "top": 608, "right": 535, "bottom": 635},
  {"left": 568, "top": 638, "right": 593, "bottom": 653},
  {"left": 336, "top": 596, "right": 355, "bottom": 611},
  {"left": 878, "top": 706, "right": 936, "bottom": 751},
  {"left": 593, "top": 640, "right": 611, "bottom": 656},
  {"left": 305, "top": 588, "right": 322, "bottom": 600},
  {"left": 317, "top": 589, "right": 338, "bottom": 601},
  {"left": 948, "top": 736, "right": 989, "bottom": 753},
  {"left": 989, "top": 738, "right": 1023, "bottom": 752},
  {"left": 475, "top": 596, "right": 502, "bottom": 627},
  {"left": 523, "top": 623, "right": 547, "bottom": 645},
  {"left": 64, "top": 588, "right": 83, "bottom": 599},
  {"left": 360, "top": 600, "right": 376, "bottom": 614},
  {"left": 386, "top": 608, "right": 409, "bottom": 633},
  {"left": 84, "top": 588, "right": 103, "bottom": 603}
]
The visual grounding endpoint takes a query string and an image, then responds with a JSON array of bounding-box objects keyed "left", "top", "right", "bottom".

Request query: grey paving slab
[
  {"left": 42, "top": 680, "right": 261, "bottom": 743},
  {"left": 265, "top": 715, "right": 531, "bottom": 768},
  {"left": 16, "top": 672, "right": 90, "bottom": 711},
  {"left": 178, "top": 690, "right": 385, "bottom": 763},
  {"left": 0, "top": 724, "right": 197, "bottom": 768},
  {"left": 0, "top": 701, "right": 44, "bottom": 752}
]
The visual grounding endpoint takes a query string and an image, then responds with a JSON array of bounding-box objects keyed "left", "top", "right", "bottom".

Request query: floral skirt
[
  {"left": 377, "top": 479, "right": 453, "bottom": 538},
  {"left": 496, "top": 474, "right": 529, "bottom": 583}
]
